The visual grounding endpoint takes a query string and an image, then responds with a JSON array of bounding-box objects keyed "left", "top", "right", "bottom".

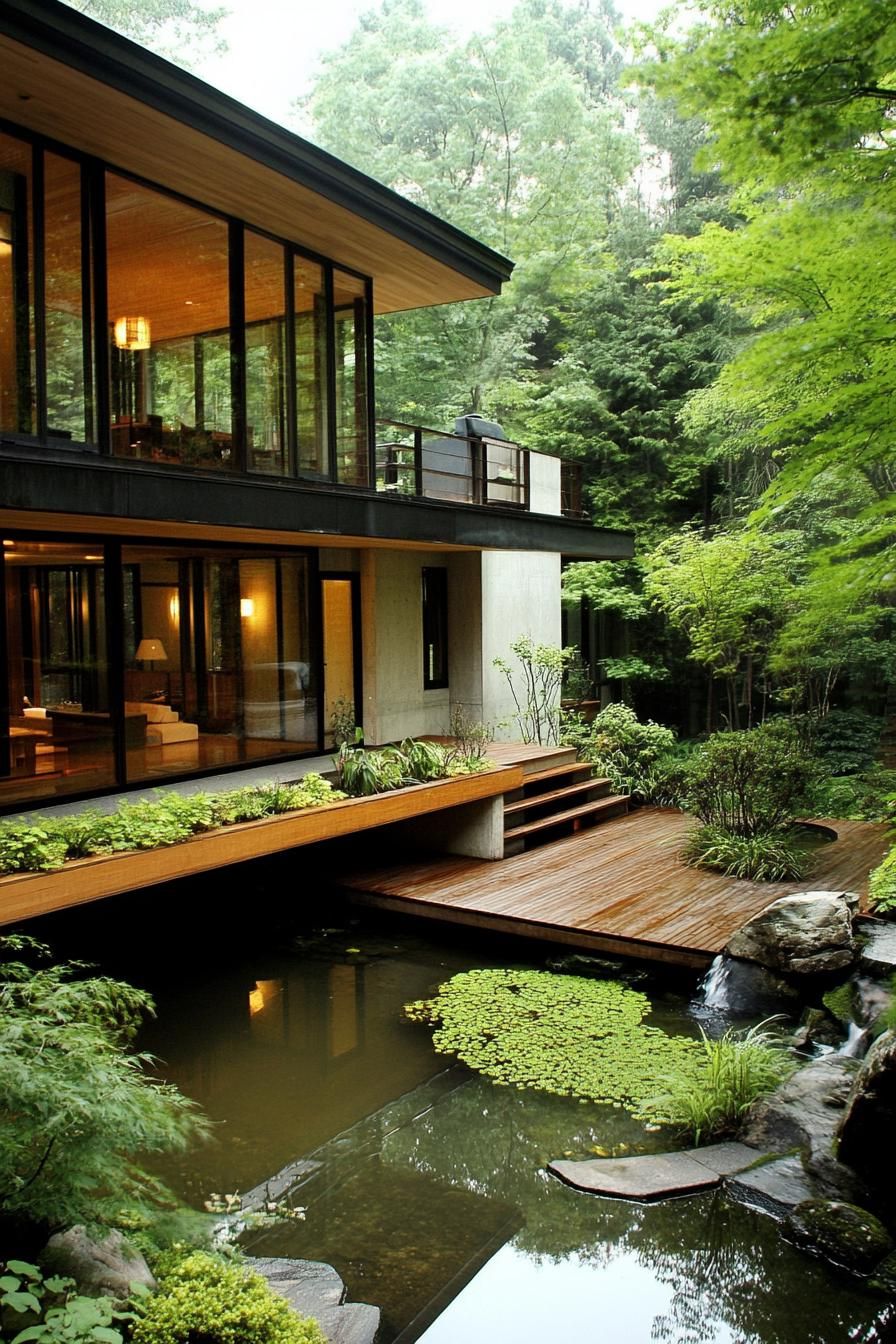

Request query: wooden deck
[{"left": 339, "top": 809, "right": 891, "bottom": 969}]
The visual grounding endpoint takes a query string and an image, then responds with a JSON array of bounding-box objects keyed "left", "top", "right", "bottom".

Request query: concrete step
[{"left": 503, "top": 776, "right": 612, "bottom": 819}]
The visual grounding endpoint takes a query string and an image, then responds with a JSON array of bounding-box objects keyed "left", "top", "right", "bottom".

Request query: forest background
[{"left": 68, "top": 0, "right": 896, "bottom": 765}]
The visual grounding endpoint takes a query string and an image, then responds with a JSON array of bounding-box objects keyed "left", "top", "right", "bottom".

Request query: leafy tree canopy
[{"left": 62, "top": 0, "right": 227, "bottom": 63}]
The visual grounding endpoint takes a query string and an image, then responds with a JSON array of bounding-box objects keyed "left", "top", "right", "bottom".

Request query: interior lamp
[
  {"left": 240, "top": 598, "right": 255, "bottom": 619},
  {"left": 136, "top": 637, "right": 168, "bottom": 669},
  {"left": 114, "top": 315, "right": 151, "bottom": 350}
]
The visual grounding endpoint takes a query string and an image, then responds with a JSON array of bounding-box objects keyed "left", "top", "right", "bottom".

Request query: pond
[{"left": 41, "top": 872, "right": 893, "bottom": 1344}]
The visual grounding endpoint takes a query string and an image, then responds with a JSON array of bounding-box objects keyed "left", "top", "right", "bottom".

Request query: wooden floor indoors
[{"left": 339, "top": 808, "right": 891, "bottom": 969}]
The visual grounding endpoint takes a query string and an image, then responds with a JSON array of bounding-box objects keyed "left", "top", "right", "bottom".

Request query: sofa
[{"left": 125, "top": 702, "right": 199, "bottom": 746}]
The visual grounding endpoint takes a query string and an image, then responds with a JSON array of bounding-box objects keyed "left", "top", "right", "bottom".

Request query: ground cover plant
[
  {"left": 0, "top": 776, "right": 342, "bottom": 876},
  {"left": 130, "top": 1251, "right": 325, "bottom": 1344},
  {"left": 333, "top": 737, "right": 489, "bottom": 797},
  {"left": 0, "top": 1258, "right": 140, "bottom": 1344},
  {"left": 0, "top": 935, "right": 209, "bottom": 1233}
]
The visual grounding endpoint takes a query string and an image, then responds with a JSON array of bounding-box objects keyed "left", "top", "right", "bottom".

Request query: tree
[
  {"left": 638, "top": 0, "right": 896, "bottom": 609},
  {"left": 306, "top": 0, "right": 638, "bottom": 423},
  {"left": 0, "top": 936, "right": 208, "bottom": 1233},
  {"left": 61, "top": 0, "right": 226, "bottom": 64}
]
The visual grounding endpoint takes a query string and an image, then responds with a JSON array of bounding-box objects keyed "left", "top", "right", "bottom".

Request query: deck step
[
  {"left": 503, "top": 777, "right": 612, "bottom": 819},
  {"left": 504, "top": 794, "right": 629, "bottom": 842},
  {"left": 519, "top": 748, "right": 579, "bottom": 777},
  {"left": 517, "top": 760, "right": 595, "bottom": 787}
]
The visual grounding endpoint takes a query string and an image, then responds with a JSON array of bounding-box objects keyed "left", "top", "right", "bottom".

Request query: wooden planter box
[{"left": 0, "top": 765, "right": 523, "bottom": 927}]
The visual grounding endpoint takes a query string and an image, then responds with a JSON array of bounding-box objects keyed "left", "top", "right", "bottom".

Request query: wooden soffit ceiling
[{"left": 0, "top": 6, "right": 513, "bottom": 315}]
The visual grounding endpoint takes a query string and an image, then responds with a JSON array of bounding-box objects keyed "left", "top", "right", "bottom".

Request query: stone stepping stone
[
  {"left": 246, "top": 1256, "right": 380, "bottom": 1344},
  {"left": 858, "top": 919, "right": 896, "bottom": 977},
  {"left": 548, "top": 1141, "right": 761, "bottom": 1201},
  {"left": 725, "top": 1156, "right": 816, "bottom": 1219}
]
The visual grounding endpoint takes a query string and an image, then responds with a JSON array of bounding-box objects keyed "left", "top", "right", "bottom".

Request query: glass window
[
  {"left": 121, "top": 544, "right": 317, "bottom": 783},
  {"left": 45, "top": 153, "right": 90, "bottom": 443},
  {"left": 245, "top": 231, "right": 287, "bottom": 476},
  {"left": 422, "top": 566, "right": 448, "bottom": 689},
  {"left": 106, "top": 173, "right": 233, "bottom": 468},
  {"left": 333, "top": 270, "right": 369, "bottom": 487},
  {"left": 0, "top": 132, "right": 35, "bottom": 436},
  {"left": 1, "top": 538, "right": 114, "bottom": 807},
  {"left": 294, "top": 255, "right": 328, "bottom": 476}
]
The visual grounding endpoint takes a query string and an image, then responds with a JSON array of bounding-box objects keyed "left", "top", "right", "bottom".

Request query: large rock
[
  {"left": 725, "top": 891, "right": 857, "bottom": 976},
  {"left": 246, "top": 1257, "right": 380, "bottom": 1344},
  {"left": 857, "top": 920, "right": 896, "bottom": 978},
  {"left": 784, "top": 1200, "right": 893, "bottom": 1274},
  {"left": 41, "top": 1227, "right": 156, "bottom": 1299},
  {"left": 838, "top": 1030, "right": 896, "bottom": 1207},
  {"left": 696, "top": 955, "right": 799, "bottom": 1018},
  {"left": 740, "top": 1055, "right": 867, "bottom": 1203}
]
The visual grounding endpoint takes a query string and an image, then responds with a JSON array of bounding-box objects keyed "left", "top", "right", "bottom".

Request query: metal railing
[{"left": 375, "top": 419, "right": 584, "bottom": 519}]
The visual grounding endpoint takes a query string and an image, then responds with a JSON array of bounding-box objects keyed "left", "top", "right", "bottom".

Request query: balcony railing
[{"left": 375, "top": 419, "right": 584, "bottom": 519}]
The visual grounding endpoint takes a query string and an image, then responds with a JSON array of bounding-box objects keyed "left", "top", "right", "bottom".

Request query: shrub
[
  {"left": 561, "top": 702, "right": 679, "bottom": 804},
  {"left": 807, "top": 767, "right": 896, "bottom": 823},
  {"left": 652, "top": 1021, "right": 794, "bottom": 1146},
  {"left": 131, "top": 1252, "right": 325, "bottom": 1344},
  {"left": 808, "top": 708, "right": 883, "bottom": 777},
  {"left": 683, "top": 722, "right": 817, "bottom": 837},
  {"left": 448, "top": 704, "right": 492, "bottom": 763},
  {"left": 399, "top": 738, "right": 449, "bottom": 783},
  {"left": 333, "top": 743, "right": 414, "bottom": 796},
  {"left": 0, "top": 935, "right": 209, "bottom": 1231},
  {"left": 683, "top": 824, "right": 814, "bottom": 882},
  {"left": 493, "top": 637, "right": 574, "bottom": 746},
  {"left": 869, "top": 848, "right": 896, "bottom": 917}
]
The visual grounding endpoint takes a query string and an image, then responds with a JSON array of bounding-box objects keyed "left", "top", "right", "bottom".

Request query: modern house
[{"left": 0, "top": 0, "right": 631, "bottom": 814}]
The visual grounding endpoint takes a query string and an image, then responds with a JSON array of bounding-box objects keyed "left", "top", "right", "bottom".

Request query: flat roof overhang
[
  {"left": 0, "top": 0, "right": 513, "bottom": 313},
  {"left": 0, "top": 452, "right": 633, "bottom": 561}
]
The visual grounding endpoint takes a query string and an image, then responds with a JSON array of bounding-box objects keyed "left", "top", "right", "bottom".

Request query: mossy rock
[
  {"left": 784, "top": 1200, "right": 894, "bottom": 1274},
  {"left": 868, "top": 1250, "right": 896, "bottom": 1298}
]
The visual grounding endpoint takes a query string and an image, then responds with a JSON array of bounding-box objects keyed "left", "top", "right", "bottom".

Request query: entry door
[{"left": 320, "top": 575, "right": 360, "bottom": 748}]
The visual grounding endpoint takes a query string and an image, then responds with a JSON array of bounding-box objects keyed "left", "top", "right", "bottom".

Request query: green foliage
[
  {"left": 561, "top": 702, "right": 680, "bottom": 804},
  {"left": 61, "top": 0, "right": 227, "bottom": 66},
  {"left": 333, "top": 743, "right": 415, "bottom": 797},
  {"left": 328, "top": 697, "right": 359, "bottom": 750},
  {"left": 130, "top": 1251, "right": 325, "bottom": 1344},
  {"left": 869, "top": 849, "right": 896, "bottom": 918},
  {"left": 399, "top": 738, "right": 450, "bottom": 784},
  {"left": 0, "top": 936, "right": 209, "bottom": 1231},
  {"left": 404, "top": 969, "right": 705, "bottom": 1120},
  {"left": 683, "top": 824, "right": 813, "bottom": 883},
  {"left": 807, "top": 710, "right": 883, "bottom": 778},
  {"left": 494, "top": 637, "right": 574, "bottom": 746},
  {"left": 0, "top": 776, "right": 342, "bottom": 876},
  {"left": 806, "top": 768, "right": 896, "bottom": 824},
  {"left": 651, "top": 1022, "right": 794, "bottom": 1146},
  {"left": 0, "top": 1258, "right": 139, "bottom": 1344},
  {"left": 683, "top": 723, "right": 816, "bottom": 838}
]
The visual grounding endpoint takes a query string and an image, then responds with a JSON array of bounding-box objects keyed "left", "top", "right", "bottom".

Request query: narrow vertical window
[
  {"left": 0, "top": 132, "right": 35, "bottom": 436},
  {"left": 422, "top": 567, "right": 448, "bottom": 689},
  {"left": 332, "top": 269, "right": 369, "bottom": 486}
]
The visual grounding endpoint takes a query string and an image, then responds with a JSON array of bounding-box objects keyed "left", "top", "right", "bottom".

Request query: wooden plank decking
[{"left": 340, "top": 809, "right": 891, "bottom": 969}]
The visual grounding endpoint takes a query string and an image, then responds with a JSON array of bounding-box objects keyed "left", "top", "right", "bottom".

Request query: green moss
[
  {"left": 822, "top": 982, "right": 855, "bottom": 1025},
  {"left": 404, "top": 969, "right": 705, "bottom": 1119}
]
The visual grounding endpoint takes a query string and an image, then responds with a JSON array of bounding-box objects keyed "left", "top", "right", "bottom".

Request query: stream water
[{"left": 39, "top": 869, "right": 894, "bottom": 1344}]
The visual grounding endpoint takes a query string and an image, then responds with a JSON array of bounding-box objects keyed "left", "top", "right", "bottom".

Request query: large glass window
[
  {"left": 1, "top": 538, "right": 114, "bottom": 807},
  {"left": 0, "top": 132, "right": 35, "bottom": 436},
  {"left": 294, "top": 255, "right": 328, "bottom": 476},
  {"left": 333, "top": 270, "right": 370, "bottom": 487},
  {"left": 106, "top": 173, "right": 233, "bottom": 468},
  {"left": 45, "top": 153, "right": 90, "bottom": 443},
  {"left": 121, "top": 544, "right": 316, "bottom": 783},
  {"left": 245, "top": 231, "right": 287, "bottom": 476}
]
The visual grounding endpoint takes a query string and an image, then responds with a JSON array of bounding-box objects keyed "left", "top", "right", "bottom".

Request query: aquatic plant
[
  {"left": 651, "top": 1021, "right": 794, "bottom": 1146},
  {"left": 404, "top": 969, "right": 705, "bottom": 1119}
]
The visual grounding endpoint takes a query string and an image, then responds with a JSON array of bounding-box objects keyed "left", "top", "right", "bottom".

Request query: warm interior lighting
[
  {"left": 168, "top": 594, "right": 180, "bottom": 622},
  {"left": 240, "top": 598, "right": 254, "bottom": 618},
  {"left": 136, "top": 637, "right": 168, "bottom": 663},
  {"left": 114, "top": 315, "right": 151, "bottom": 350},
  {"left": 83, "top": 554, "right": 103, "bottom": 561},
  {"left": 2, "top": 540, "right": 14, "bottom": 548}
]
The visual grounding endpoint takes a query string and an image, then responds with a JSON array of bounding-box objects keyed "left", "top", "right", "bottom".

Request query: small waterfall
[
  {"left": 699, "top": 955, "right": 732, "bottom": 1010},
  {"left": 838, "top": 1021, "right": 870, "bottom": 1059}
]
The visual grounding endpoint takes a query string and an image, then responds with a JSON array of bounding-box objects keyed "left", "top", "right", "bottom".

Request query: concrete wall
[
  {"left": 360, "top": 549, "right": 451, "bottom": 744},
  {"left": 480, "top": 550, "right": 563, "bottom": 740},
  {"left": 529, "top": 451, "right": 562, "bottom": 516}
]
